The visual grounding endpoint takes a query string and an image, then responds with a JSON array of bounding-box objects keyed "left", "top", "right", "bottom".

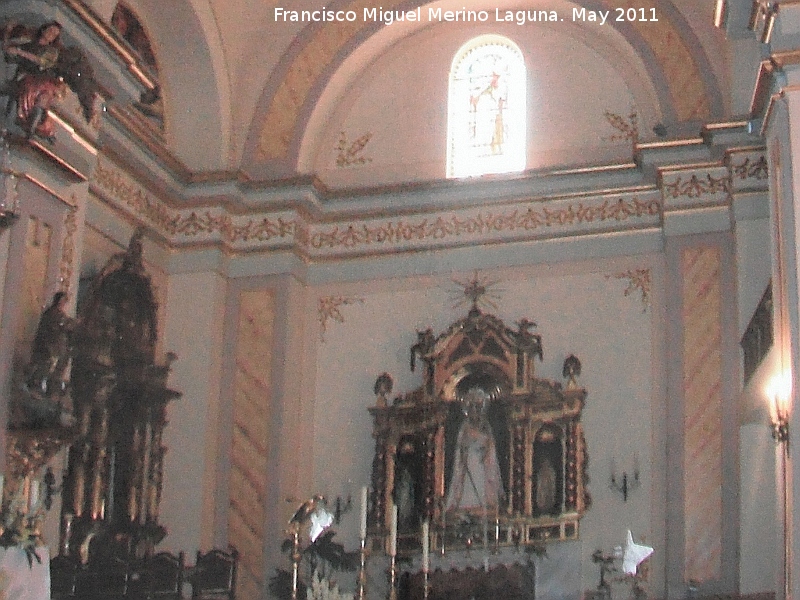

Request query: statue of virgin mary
[{"left": 445, "top": 387, "right": 503, "bottom": 512}]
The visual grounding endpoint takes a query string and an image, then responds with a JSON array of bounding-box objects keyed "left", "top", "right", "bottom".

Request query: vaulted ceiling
[{"left": 68, "top": 0, "right": 751, "bottom": 185}]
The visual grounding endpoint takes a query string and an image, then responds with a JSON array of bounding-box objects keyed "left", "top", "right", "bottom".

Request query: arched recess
[
  {"left": 286, "top": 10, "right": 666, "bottom": 187},
  {"left": 242, "top": 0, "right": 725, "bottom": 181},
  {"left": 120, "top": 0, "right": 232, "bottom": 171}
]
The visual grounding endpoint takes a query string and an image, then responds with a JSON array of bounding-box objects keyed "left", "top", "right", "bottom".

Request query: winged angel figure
[{"left": 1, "top": 20, "right": 100, "bottom": 142}]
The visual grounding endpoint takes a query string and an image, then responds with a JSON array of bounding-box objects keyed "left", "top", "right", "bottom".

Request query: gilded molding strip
[
  {"left": 58, "top": 204, "right": 78, "bottom": 294},
  {"left": 607, "top": 268, "right": 651, "bottom": 312},
  {"left": 318, "top": 295, "right": 364, "bottom": 341}
]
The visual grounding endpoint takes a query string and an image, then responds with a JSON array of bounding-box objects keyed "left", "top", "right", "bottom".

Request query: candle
[
  {"left": 0, "top": 474, "right": 5, "bottom": 506},
  {"left": 389, "top": 504, "right": 398, "bottom": 557},
  {"left": 359, "top": 486, "right": 368, "bottom": 540},
  {"left": 422, "top": 520, "right": 429, "bottom": 573},
  {"left": 28, "top": 480, "right": 39, "bottom": 514}
]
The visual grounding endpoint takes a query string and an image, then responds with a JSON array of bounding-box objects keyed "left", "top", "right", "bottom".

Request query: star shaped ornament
[{"left": 622, "top": 530, "right": 653, "bottom": 575}]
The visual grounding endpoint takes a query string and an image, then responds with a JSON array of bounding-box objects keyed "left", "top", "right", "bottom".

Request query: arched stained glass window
[{"left": 447, "top": 36, "right": 526, "bottom": 178}]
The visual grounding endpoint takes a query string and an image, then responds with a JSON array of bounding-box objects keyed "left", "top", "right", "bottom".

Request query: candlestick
[
  {"left": 422, "top": 520, "right": 430, "bottom": 573},
  {"left": 388, "top": 554, "right": 397, "bottom": 600},
  {"left": 359, "top": 486, "right": 368, "bottom": 540},
  {"left": 356, "top": 537, "right": 367, "bottom": 600},
  {"left": 389, "top": 504, "right": 398, "bottom": 557}
]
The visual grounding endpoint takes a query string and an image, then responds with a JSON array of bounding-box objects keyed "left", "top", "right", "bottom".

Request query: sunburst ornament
[{"left": 450, "top": 271, "right": 502, "bottom": 311}]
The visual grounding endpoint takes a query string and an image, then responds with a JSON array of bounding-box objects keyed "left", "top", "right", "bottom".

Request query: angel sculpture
[
  {"left": 562, "top": 354, "right": 582, "bottom": 389},
  {"left": 1, "top": 20, "right": 100, "bottom": 142}
]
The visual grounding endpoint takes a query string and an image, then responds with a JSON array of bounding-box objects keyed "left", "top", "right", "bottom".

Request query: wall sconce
[
  {"left": 610, "top": 456, "right": 640, "bottom": 501},
  {"left": 767, "top": 373, "right": 791, "bottom": 445}
]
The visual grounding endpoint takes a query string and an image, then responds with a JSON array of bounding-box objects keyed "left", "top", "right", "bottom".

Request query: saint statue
[
  {"left": 445, "top": 387, "right": 503, "bottom": 512},
  {"left": 25, "top": 291, "right": 75, "bottom": 396}
]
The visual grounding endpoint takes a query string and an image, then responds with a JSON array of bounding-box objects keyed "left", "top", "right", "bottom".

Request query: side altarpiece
[{"left": 368, "top": 306, "right": 590, "bottom": 554}]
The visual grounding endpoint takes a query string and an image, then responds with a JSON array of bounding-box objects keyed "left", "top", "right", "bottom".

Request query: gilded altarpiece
[{"left": 368, "top": 306, "right": 590, "bottom": 555}]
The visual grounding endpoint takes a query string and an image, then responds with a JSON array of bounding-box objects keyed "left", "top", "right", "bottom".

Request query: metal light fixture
[
  {"left": 610, "top": 456, "right": 640, "bottom": 502},
  {"left": 768, "top": 373, "right": 791, "bottom": 444},
  {"left": 767, "top": 372, "right": 791, "bottom": 600}
]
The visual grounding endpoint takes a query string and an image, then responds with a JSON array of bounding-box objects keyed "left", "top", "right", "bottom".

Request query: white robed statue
[{"left": 445, "top": 387, "right": 502, "bottom": 512}]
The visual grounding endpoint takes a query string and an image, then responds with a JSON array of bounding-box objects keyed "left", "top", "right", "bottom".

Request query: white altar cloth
[{"left": 0, "top": 546, "right": 50, "bottom": 600}]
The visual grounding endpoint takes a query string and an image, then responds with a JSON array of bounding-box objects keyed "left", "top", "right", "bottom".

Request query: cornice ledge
[{"left": 90, "top": 154, "right": 666, "bottom": 260}]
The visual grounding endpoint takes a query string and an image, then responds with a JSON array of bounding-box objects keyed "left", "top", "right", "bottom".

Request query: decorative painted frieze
[
  {"left": 660, "top": 167, "right": 730, "bottom": 211},
  {"left": 90, "top": 139, "right": 768, "bottom": 262},
  {"left": 727, "top": 148, "right": 769, "bottom": 192},
  {"left": 304, "top": 192, "right": 661, "bottom": 256}
]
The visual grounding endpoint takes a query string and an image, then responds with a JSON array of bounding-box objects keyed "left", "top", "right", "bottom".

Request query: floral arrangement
[
  {"left": 307, "top": 568, "right": 352, "bottom": 600},
  {"left": 0, "top": 480, "right": 45, "bottom": 567}
]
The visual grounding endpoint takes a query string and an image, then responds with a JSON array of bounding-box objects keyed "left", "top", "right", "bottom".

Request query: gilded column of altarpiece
[{"left": 368, "top": 306, "right": 590, "bottom": 556}]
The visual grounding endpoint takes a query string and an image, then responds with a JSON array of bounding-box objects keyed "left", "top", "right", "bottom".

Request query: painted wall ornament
[
  {"left": 604, "top": 108, "right": 639, "bottom": 155},
  {"left": 335, "top": 131, "right": 372, "bottom": 167}
]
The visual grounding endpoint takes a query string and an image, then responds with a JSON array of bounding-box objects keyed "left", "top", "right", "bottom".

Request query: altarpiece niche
[{"left": 368, "top": 306, "right": 590, "bottom": 555}]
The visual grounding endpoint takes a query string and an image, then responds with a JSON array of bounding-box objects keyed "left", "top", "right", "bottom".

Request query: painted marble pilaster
[
  {"left": 229, "top": 290, "right": 275, "bottom": 600},
  {"left": 682, "top": 246, "right": 723, "bottom": 584}
]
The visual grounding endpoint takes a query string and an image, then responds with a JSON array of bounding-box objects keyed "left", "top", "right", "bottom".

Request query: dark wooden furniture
[
  {"left": 189, "top": 547, "right": 238, "bottom": 600},
  {"left": 136, "top": 551, "right": 185, "bottom": 600},
  {"left": 50, "top": 554, "right": 80, "bottom": 599}
]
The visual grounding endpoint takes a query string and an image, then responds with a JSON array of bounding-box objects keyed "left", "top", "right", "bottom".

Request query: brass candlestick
[
  {"left": 388, "top": 554, "right": 397, "bottom": 600},
  {"left": 290, "top": 529, "right": 301, "bottom": 600},
  {"left": 423, "top": 569, "right": 430, "bottom": 600},
  {"left": 356, "top": 537, "right": 367, "bottom": 600}
]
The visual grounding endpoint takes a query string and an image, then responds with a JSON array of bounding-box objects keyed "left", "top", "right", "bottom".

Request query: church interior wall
[
  {"left": 279, "top": 259, "right": 660, "bottom": 594},
  {"left": 0, "top": 2, "right": 791, "bottom": 599}
]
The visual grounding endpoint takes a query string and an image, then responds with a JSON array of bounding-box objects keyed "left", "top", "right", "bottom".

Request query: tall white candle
[
  {"left": 0, "top": 474, "right": 5, "bottom": 506},
  {"left": 421, "top": 520, "right": 429, "bottom": 573},
  {"left": 28, "top": 480, "right": 39, "bottom": 514},
  {"left": 359, "top": 486, "right": 368, "bottom": 540},
  {"left": 389, "top": 504, "right": 398, "bottom": 557}
]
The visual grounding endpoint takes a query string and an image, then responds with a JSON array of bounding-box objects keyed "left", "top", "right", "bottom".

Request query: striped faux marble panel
[
  {"left": 228, "top": 289, "right": 275, "bottom": 600},
  {"left": 682, "top": 246, "right": 723, "bottom": 583}
]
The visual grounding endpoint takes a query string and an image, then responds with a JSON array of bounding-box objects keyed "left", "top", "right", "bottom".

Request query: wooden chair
[
  {"left": 50, "top": 554, "right": 80, "bottom": 599},
  {"left": 143, "top": 551, "right": 185, "bottom": 600},
  {"left": 190, "top": 547, "right": 238, "bottom": 600},
  {"left": 75, "top": 555, "right": 131, "bottom": 600}
]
